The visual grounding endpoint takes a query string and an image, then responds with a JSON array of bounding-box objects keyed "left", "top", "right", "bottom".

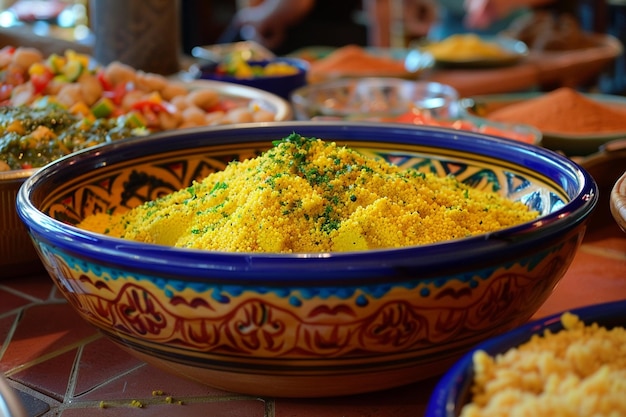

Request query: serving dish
[
  {"left": 419, "top": 35, "right": 529, "bottom": 68},
  {"left": 16, "top": 121, "right": 597, "bottom": 397},
  {"left": 291, "top": 78, "right": 462, "bottom": 120},
  {"left": 464, "top": 91, "right": 626, "bottom": 156},
  {"left": 0, "top": 79, "right": 292, "bottom": 278},
  {"left": 611, "top": 170, "right": 626, "bottom": 233},
  {"left": 189, "top": 57, "right": 309, "bottom": 99},
  {"left": 425, "top": 299, "right": 626, "bottom": 417},
  {"left": 191, "top": 41, "right": 276, "bottom": 63},
  {"left": 580, "top": 139, "right": 626, "bottom": 231}
]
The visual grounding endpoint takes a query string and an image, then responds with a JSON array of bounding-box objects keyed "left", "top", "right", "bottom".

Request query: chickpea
[
  {"left": 225, "top": 107, "right": 254, "bottom": 124},
  {"left": 77, "top": 73, "right": 104, "bottom": 106},
  {"left": 170, "top": 95, "right": 188, "bottom": 111},
  {"left": 56, "top": 84, "right": 84, "bottom": 108},
  {"left": 252, "top": 109, "right": 276, "bottom": 122},
  {"left": 12, "top": 47, "right": 43, "bottom": 71},
  {"left": 181, "top": 105, "right": 206, "bottom": 125},
  {"left": 135, "top": 71, "right": 168, "bottom": 93},
  {"left": 160, "top": 81, "right": 189, "bottom": 100},
  {"left": 10, "top": 83, "right": 34, "bottom": 106},
  {"left": 204, "top": 111, "right": 226, "bottom": 125},
  {"left": 185, "top": 89, "right": 219, "bottom": 110},
  {"left": 104, "top": 61, "right": 137, "bottom": 87},
  {"left": 121, "top": 90, "right": 146, "bottom": 110},
  {"left": 158, "top": 111, "right": 182, "bottom": 130}
]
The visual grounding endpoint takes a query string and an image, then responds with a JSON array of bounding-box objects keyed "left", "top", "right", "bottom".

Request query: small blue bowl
[
  {"left": 192, "top": 57, "right": 308, "bottom": 99},
  {"left": 425, "top": 299, "right": 626, "bottom": 417}
]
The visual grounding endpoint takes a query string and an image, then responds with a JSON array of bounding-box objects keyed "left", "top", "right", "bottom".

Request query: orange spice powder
[
  {"left": 487, "top": 87, "right": 626, "bottom": 134},
  {"left": 309, "top": 45, "right": 407, "bottom": 82}
]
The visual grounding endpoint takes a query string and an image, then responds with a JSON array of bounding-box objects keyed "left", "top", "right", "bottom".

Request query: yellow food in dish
[
  {"left": 422, "top": 34, "right": 510, "bottom": 61},
  {"left": 462, "top": 313, "right": 626, "bottom": 417},
  {"left": 78, "top": 133, "right": 538, "bottom": 252}
]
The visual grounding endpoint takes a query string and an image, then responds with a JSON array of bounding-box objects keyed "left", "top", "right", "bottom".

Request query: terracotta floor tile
[
  {"left": 1, "top": 275, "right": 57, "bottom": 302},
  {"left": 75, "top": 360, "right": 231, "bottom": 402},
  {"left": 0, "top": 303, "right": 98, "bottom": 373},
  {"left": 9, "top": 348, "right": 77, "bottom": 402},
  {"left": 579, "top": 239, "right": 626, "bottom": 261},
  {"left": 275, "top": 377, "right": 438, "bottom": 417},
  {"left": 0, "top": 289, "right": 32, "bottom": 314},
  {"left": 59, "top": 398, "right": 266, "bottom": 417},
  {"left": 15, "top": 388, "right": 51, "bottom": 417},
  {"left": 533, "top": 248, "right": 626, "bottom": 319},
  {"left": 0, "top": 314, "right": 18, "bottom": 350},
  {"left": 72, "top": 337, "right": 144, "bottom": 397}
]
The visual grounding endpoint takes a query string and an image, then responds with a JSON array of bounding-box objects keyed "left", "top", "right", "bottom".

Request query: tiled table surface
[{"left": 1, "top": 210, "right": 625, "bottom": 417}]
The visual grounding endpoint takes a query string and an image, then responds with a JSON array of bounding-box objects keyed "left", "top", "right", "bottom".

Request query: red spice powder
[
  {"left": 309, "top": 45, "right": 407, "bottom": 82},
  {"left": 487, "top": 87, "right": 626, "bottom": 134}
]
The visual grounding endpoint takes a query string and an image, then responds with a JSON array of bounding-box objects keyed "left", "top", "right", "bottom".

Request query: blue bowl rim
[
  {"left": 195, "top": 56, "right": 310, "bottom": 81},
  {"left": 425, "top": 298, "right": 626, "bottom": 417},
  {"left": 16, "top": 121, "right": 598, "bottom": 282}
]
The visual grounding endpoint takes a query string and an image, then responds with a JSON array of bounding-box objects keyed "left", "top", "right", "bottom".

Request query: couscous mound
[
  {"left": 462, "top": 313, "right": 626, "bottom": 417},
  {"left": 78, "top": 133, "right": 538, "bottom": 252}
]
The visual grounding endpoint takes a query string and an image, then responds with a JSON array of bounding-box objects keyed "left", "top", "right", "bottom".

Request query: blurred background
[{"left": 0, "top": 0, "right": 623, "bottom": 93}]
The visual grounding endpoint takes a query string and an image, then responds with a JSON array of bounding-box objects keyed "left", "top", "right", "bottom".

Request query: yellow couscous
[
  {"left": 78, "top": 133, "right": 538, "bottom": 252},
  {"left": 421, "top": 34, "right": 511, "bottom": 61},
  {"left": 461, "top": 313, "right": 626, "bottom": 417}
]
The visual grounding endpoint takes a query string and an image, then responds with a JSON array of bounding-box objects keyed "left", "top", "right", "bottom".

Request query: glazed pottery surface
[
  {"left": 425, "top": 299, "right": 626, "bottom": 417},
  {"left": 16, "top": 122, "right": 597, "bottom": 397}
]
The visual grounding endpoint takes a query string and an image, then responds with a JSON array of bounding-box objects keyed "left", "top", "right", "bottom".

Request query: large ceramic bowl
[
  {"left": 425, "top": 299, "right": 626, "bottom": 417},
  {"left": 16, "top": 122, "right": 597, "bottom": 397},
  {"left": 1, "top": 80, "right": 292, "bottom": 278}
]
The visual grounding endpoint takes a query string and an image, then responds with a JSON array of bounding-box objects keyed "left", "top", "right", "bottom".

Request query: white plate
[{"left": 183, "top": 79, "right": 292, "bottom": 121}]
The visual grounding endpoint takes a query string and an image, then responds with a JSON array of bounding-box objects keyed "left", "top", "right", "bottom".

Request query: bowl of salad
[
  {"left": 0, "top": 45, "right": 292, "bottom": 277},
  {"left": 191, "top": 54, "right": 309, "bottom": 99}
]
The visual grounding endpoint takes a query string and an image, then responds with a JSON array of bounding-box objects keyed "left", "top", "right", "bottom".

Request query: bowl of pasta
[{"left": 15, "top": 121, "right": 597, "bottom": 397}]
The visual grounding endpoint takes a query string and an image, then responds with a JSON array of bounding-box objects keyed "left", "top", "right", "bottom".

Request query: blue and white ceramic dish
[
  {"left": 425, "top": 299, "right": 626, "bottom": 417},
  {"left": 16, "top": 121, "right": 597, "bottom": 398},
  {"left": 191, "top": 57, "right": 309, "bottom": 99}
]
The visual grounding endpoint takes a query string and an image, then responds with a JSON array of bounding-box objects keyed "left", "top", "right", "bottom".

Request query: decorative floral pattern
[
  {"left": 34, "top": 233, "right": 579, "bottom": 361},
  {"left": 28, "top": 138, "right": 584, "bottom": 379}
]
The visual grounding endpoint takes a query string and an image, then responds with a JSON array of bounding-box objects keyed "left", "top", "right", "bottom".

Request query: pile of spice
[
  {"left": 308, "top": 45, "right": 408, "bottom": 82},
  {"left": 486, "top": 87, "right": 626, "bottom": 134},
  {"left": 78, "top": 133, "right": 538, "bottom": 253},
  {"left": 487, "top": 87, "right": 626, "bottom": 134}
]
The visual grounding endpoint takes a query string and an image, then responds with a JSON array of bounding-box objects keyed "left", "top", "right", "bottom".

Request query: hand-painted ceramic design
[
  {"left": 425, "top": 299, "right": 626, "bottom": 417},
  {"left": 16, "top": 122, "right": 597, "bottom": 397}
]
